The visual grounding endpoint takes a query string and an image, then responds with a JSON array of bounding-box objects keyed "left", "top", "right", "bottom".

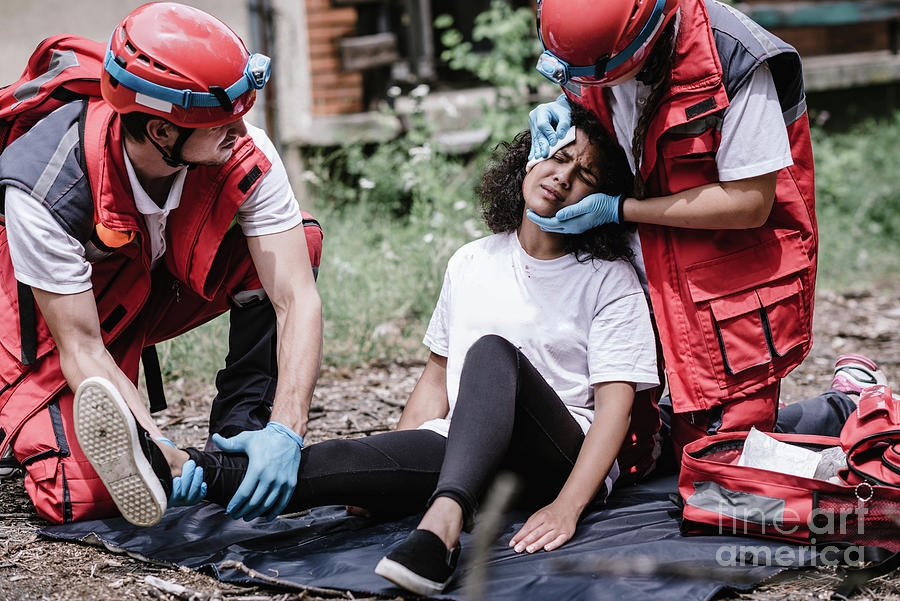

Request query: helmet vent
[
  {"left": 628, "top": 1, "right": 642, "bottom": 24},
  {"left": 125, "top": 41, "right": 137, "bottom": 54},
  {"left": 137, "top": 54, "right": 151, "bottom": 65},
  {"left": 153, "top": 62, "right": 167, "bottom": 71}
]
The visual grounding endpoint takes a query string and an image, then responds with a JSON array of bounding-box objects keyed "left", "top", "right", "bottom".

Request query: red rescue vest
[{"left": 573, "top": 0, "right": 816, "bottom": 413}]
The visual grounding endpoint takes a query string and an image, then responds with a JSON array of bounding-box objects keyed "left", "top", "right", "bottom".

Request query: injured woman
[{"left": 73, "top": 101, "right": 660, "bottom": 596}]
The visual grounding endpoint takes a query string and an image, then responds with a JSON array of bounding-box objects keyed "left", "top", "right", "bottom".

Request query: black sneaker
[
  {"left": 374, "top": 529, "right": 460, "bottom": 596},
  {"left": 73, "top": 377, "right": 172, "bottom": 526}
]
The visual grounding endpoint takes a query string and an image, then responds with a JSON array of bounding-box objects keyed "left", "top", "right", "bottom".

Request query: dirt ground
[{"left": 1, "top": 283, "right": 898, "bottom": 601}]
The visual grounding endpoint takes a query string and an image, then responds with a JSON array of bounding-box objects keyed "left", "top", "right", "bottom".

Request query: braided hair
[{"left": 630, "top": 19, "right": 677, "bottom": 199}]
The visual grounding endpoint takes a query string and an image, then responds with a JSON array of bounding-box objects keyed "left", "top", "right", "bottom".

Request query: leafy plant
[
  {"left": 435, "top": 2, "right": 540, "bottom": 94},
  {"left": 435, "top": 1, "right": 544, "bottom": 144},
  {"left": 308, "top": 87, "right": 468, "bottom": 218}
]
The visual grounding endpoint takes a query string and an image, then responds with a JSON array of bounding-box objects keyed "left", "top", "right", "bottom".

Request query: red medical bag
[{"left": 679, "top": 386, "right": 900, "bottom": 552}]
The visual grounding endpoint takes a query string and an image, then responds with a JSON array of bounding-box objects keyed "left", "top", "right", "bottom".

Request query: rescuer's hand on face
[
  {"left": 528, "top": 94, "right": 572, "bottom": 160},
  {"left": 527, "top": 191, "right": 623, "bottom": 234}
]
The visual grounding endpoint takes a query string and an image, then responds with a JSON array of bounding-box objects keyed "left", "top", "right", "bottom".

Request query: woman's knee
[{"left": 464, "top": 334, "right": 518, "bottom": 368}]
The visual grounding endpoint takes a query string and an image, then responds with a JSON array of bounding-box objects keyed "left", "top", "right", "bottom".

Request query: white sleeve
[
  {"left": 4, "top": 186, "right": 93, "bottom": 294},
  {"left": 716, "top": 63, "right": 794, "bottom": 181},
  {"left": 422, "top": 268, "right": 451, "bottom": 356},
  {"left": 588, "top": 290, "right": 659, "bottom": 392},
  {"left": 237, "top": 125, "right": 303, "bottom": 237}
]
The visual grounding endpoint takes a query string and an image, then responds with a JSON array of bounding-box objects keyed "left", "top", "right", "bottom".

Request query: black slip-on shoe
[
  {"left": 375, "top": 529, "right": 460, "bottom": 596},
  {"left": 73, "top": 377, "right": 171, "bottom": 526}
]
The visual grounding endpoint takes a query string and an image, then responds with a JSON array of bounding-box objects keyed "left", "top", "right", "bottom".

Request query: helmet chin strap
[{"left": 146, "top": 126, "right": 195, "bottom": 168}]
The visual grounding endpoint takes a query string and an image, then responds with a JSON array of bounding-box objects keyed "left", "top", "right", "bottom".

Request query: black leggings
[{"left": 189, "top": 335, "right": 587, "bottom": 522}]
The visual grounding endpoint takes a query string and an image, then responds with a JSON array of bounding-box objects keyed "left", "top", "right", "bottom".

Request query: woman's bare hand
[{"left": 509, "top": 500, "right": 579, "bottom": 553}]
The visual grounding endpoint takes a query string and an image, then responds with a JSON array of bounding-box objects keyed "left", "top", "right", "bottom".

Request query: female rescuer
[{"left": 526, "top": 0, "right": 818, "bottom": 456}]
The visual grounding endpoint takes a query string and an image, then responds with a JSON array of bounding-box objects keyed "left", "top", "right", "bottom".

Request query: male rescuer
[{"left": 0, "top": 3, "right": 323, "bottom": 526}]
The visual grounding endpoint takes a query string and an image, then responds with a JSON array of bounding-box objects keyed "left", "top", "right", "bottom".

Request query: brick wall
[{"left": 304, "top": 0, "right": 364, "bottom": 116}]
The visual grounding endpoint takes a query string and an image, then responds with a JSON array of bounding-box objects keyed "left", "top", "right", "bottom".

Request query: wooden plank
[
  {"left": 339, "top": 32, "right": 398, "bottom": 70},
  {"left": 737, "top": 0, "right": 900, "bottom": 28},
  {"left": 802, "top": 49, "right": 900, "bottom": 90},
  {"left": 293, "top": 111, "right": 402, "bottom": 145}
]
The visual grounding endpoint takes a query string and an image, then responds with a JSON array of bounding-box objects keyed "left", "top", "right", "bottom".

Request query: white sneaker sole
[
  {"left": 374, "top": 556, "right": 448, "bottom": 596},
  {"left": 73, "top": 377, "right": 167, "bottom": 527}
]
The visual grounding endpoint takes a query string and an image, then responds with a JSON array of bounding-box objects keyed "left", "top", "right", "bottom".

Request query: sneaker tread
[{"left": 74, "top": 378, "right": 166, "bottom": 527}]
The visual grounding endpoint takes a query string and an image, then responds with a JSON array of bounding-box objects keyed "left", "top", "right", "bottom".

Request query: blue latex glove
[
  {"left": 169, "top": 459, "right": 208, "bottom": 507},
  {"left": 526, "top": 192, "right": 623, "bottom": 234},
  {"left": 154, "top": 438, "right": 208, "bottom": 507},
  {"left": 213, "top": 422, "right": 303, "bottom": 521},
  {"left": 529, "top": 94, "right": 573, "bottom": 161}
]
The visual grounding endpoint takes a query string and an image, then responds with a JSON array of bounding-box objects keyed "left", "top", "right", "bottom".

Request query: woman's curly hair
[{"left": 478, "top": 101, "right": 634, "bottom": 262}]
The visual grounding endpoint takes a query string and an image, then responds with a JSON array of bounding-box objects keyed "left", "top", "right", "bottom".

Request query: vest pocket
[
  {"left": 758, "top": 277, "right": 808, "bottom": 358},
  {"left": 0, "top": 240, "right": 55, "bottom": 378},
  {"left": 685, "top": 232, "right": 811, "bottom": 389},
  {"left": 708, "top": 276, "right": 807, "bottom": 377},
  {"left": 657, "top": 128, "right": 721, "bottom": 193},
  {"left": 709, "top": 288, "right": 770, "bottom": 375}
]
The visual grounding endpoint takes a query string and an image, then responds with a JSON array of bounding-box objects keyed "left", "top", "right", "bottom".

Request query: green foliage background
[
  {"left": 158, "top": 0, "right": 900, "bottom": 388},
  {"left": 812, "top": 116, "right": 900, "bottom": 286}
]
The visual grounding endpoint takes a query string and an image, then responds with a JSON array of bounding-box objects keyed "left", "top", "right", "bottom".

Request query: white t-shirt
[
  {"left": 5, "top": 123, "right": 302, "bottom": 294},
  {"left": 419, "top": 231, "right": 659, "bottom": 439},
  {"left": 607, "top": 62, "right": 793, "bottom": 179}
]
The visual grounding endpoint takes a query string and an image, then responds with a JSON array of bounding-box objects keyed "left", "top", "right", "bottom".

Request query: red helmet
[
  {"left": 101, "top": 2, "right": 270, "bottom": 128},
  {"left": 536, "top": 0, "right": 679, "bottom": 87}
]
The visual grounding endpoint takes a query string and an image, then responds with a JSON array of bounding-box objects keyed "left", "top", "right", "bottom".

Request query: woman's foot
[
  {"left": 73, "top": 377, "right": 173, "bottom": 526},
  {"left": 374, "top": 529, "right": 461, "bottom": 595},
  {"left": 375, "top": 496, "right": 464, "bottom": 594}
]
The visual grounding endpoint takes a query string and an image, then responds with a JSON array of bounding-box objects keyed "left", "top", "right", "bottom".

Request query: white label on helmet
[{"left": 135, "top": 93, "right": 173, "bottom": 114}]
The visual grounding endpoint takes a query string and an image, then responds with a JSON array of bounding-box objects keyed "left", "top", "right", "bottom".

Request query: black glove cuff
[{"left": 617, "top": 195, "right": 626, "bottom": 224}]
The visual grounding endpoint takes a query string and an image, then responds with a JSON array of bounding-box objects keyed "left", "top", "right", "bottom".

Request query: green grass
[
  {"left": 811, "top": 113, "right": 900, "bottom": 286},
  {"left": 157, "top": 111, "right": 900, "bottom": 389},
  {"left": 316, "top": 197, "right": 486, "bottom": 366},
  {"left": 155, "top": 315, "right": 229, "bottom": 385}
]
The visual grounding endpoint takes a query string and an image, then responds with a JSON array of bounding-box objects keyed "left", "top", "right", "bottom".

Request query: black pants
[
  {"left": 188, "top": 335, "right": 588, "bottom": 523},
  {"left": 774, "top": 390, "right": 856, "bottom": 436},
  {"left": 197, "top": 328, "right": 857, "bottom": 520},
  {"left": 206, "top": 297, "right": 279, "bottom": 441}
]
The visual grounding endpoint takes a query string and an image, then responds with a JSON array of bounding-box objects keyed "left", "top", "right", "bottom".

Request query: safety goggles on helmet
[
  {"left": 535, "top": 0, "right": 667, "bottom": 87},
  {"left": 104, "top": 35, "right": 271, "bottom": 112}
]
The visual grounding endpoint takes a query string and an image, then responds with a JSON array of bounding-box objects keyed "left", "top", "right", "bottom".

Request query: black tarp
[{"left": 39, "top": 475, "right": 811, "bottom": 600}]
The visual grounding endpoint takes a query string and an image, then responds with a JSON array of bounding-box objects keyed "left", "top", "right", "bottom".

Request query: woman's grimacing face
[{"left": 522, "top": 130, "right": 603, "bottom": 218}]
